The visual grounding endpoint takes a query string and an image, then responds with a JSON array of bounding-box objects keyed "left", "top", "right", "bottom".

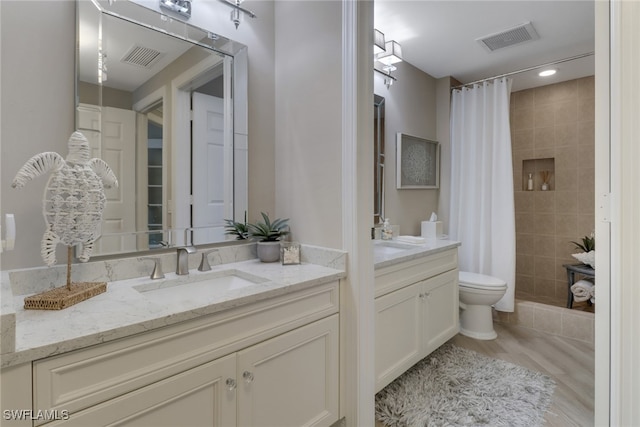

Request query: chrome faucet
[
  {"left": 198, "top": 249, "right": 219, "bottom": 272},
  {"left": 176, "top": 246, "right": 196, "bottom": 275}
]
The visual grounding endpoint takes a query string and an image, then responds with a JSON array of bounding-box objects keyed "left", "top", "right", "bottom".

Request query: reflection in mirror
[
  {"left": 374, "top": 94, "right": 385, "bottom": 224},
  {"left": 77, "top": 0, "right": 248, "bottom": 257}
]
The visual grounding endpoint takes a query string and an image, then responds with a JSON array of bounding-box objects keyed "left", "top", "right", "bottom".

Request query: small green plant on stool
[{"left": 571, "top": 232, "right": 595, "bottom": 253}]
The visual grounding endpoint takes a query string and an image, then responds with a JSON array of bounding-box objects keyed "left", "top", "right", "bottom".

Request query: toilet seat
[{"left": 459, "top": 271, "right": 507, "bottom": 290}]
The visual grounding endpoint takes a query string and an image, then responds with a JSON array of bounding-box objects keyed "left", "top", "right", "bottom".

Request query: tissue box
[{"left": 421, "top": 221, "right": 443, "bottom": 239}]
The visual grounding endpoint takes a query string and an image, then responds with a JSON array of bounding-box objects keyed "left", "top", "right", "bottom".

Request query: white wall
[
  {"left": 0, "top": 0, "right": 277, "bottom": 270},
  {"left": 0, "top": 1, "right": 76, "bottom": 270},
  {"left": 274, "top": 1, "right": 343, "bottom": 248},
  {"left": 374, "top": 60, "right": 439, "bottom": 237}
]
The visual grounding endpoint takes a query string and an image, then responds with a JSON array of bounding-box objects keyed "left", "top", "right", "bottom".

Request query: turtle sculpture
[{"left": 12, "top": 131, "right": 118, "bottom": 266}]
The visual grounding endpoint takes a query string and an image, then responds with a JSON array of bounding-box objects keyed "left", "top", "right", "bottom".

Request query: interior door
[
  {"left": 192, "top": 92, "right": 227, "bottom": 245},
  {"left": 77, "top": 104, "right": 136, "bottom": 254}
]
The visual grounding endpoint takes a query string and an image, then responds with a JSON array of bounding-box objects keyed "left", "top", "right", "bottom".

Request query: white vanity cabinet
[
  {"left": 374, "top": 248, "right": 459, "bottom": 392},
  {"left": 29, "top": 281, "right": 339, "bottom": 427}
]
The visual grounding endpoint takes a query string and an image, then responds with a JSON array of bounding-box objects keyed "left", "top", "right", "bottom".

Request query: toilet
[{"left": 458, "top": 271, "right": 508, "bottom": 340}]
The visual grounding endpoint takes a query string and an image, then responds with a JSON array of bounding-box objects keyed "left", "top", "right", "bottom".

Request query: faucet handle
[
  {"left": 198, "top": 249, "right": 218, "bottom": 272},
  {"left": 139, "top": 257, "right": 165, "bottom": 279}
]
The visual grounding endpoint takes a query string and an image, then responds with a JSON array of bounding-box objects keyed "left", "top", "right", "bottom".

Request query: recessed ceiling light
[{"left": 538, "top": 69, "right": 557, "bottom": 77}]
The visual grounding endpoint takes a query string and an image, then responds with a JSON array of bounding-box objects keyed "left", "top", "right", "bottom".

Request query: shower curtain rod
[{"left": 451, "top": 51, "right": 594, "bottom": 90}]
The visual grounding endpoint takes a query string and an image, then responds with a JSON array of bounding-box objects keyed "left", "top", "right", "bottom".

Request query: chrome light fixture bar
[{"left": 218, "top": 0, "right": 257, "bottom": 29}]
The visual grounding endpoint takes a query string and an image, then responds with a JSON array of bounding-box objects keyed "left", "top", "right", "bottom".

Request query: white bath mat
[{"left": 375, "top": 343, "right": 555, "bottom": 427}]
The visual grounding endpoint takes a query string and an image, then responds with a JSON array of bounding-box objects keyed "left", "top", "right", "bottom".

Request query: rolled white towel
[
  {"left": 589, "top": 286, "right": 595, "bottom": 303},
  {"left": 571, "top": 279, "right": 594, "bottom": 302}
]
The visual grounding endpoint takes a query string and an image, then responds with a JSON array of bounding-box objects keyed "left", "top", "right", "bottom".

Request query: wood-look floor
[{"left": 376, "top": 322, "right": 594, "bottom": 426}]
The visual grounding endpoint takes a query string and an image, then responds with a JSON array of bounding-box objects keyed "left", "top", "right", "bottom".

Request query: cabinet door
[
  {"left": 45, "top": 354, "right": 237, "bottom": 427},
  {"left": 374, "top": 282, "right": 422, "bottom": 392},
  {"left": 422, "top": 269, "right": 459, "bottom": 355},
  {"left": 236, "top": 315, "right": 339, "bottom": 427}
]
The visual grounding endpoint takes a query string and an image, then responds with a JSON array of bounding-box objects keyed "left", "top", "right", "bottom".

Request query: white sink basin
[
  {"left": 134, "top": 270, "right": 268, "bottom": 303},
  {"left": 374, "top": 240, "right": 420, "bottom": 253}
]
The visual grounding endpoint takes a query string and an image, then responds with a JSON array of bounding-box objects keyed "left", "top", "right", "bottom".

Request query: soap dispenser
[{"left": 382, "top": 218, "right": 393, "bottom": 240}]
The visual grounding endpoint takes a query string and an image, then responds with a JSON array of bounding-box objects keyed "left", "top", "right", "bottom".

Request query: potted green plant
[
  {"left": 224, "top": 219, "right": 249, "bottom": 240},
  {"left": 247, "top": 212, "right": 290, "bottom": 262},
  {"left": 571, "top": 232, "right": 595, "bottom": 269}
]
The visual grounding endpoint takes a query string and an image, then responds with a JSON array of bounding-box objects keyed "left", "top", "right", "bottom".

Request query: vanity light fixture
[
  {"left": 374, "top": 39, "right": 402, "bottom": 89},
  {"left": 538, "top": 69, "right": 557, "bottom": 77},
  {"left": 374, "top": 29, "right": 386, "bottom": 55},
  {"left": 159, "top": 0, "right": 192, "bottom": 19},
  {"left": 218, "top": 0, "right": 257, "bottom": 29},
  {"left": 376, "top": 40, "right": 403, "bottom": 66}
]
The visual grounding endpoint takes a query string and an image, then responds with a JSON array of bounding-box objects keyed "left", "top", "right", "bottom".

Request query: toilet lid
[{"left": 459, "top": 271, "right": 507, "bottom": 289}]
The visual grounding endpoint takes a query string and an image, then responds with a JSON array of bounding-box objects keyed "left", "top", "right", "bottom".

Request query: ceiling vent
[
  {"left": 121, "top": 45, "right": 164, "bottom": 69},
  {"left": 476, "top": 22, "right": 539, "bottom": 52}
]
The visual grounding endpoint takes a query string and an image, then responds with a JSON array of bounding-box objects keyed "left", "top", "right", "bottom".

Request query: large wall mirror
[
  {"left": 77, "top": 0, "right": 248, "bottom": 257},
  {"left": 374, "top": 94, "right": 385, "bottom": 224}
]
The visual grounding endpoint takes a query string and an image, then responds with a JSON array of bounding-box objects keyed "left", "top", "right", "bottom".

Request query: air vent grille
[
  {"left": 477, "top": 22, "right": 539, "bottom": 52},
  {"left": 121, "top": 45, "right": 164, "bottom": 68}
]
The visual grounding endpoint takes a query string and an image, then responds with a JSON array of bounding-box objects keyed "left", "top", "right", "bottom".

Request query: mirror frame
[{"left": 76, "top": 0, "right": 248, "bottom": 257}]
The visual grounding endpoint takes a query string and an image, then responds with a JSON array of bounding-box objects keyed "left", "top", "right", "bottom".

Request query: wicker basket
[{"left": 24, "top": 282, "right": 106, "bottom": 310}]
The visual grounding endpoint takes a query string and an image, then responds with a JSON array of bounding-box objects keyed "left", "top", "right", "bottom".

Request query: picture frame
[{"left": 396, "top": 133, "right": 440, "bottom": 189}]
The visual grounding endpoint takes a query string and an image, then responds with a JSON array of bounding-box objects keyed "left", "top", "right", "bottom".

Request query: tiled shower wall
[{"left": 510, "top": 76, "right": 595, "bottom": 307}]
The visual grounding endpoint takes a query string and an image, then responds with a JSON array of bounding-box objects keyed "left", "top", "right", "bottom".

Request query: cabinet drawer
[
  {"left": 33, "top": 281, "right": 339, "bottom": 420},
  {"left": 375, "top": 248, "right": 457, "bottom": 297}
]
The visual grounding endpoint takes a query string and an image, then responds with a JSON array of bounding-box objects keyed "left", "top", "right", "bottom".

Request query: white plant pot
[
  {"left": 572, "top": 250, "right": 595, "bottom": 269},
  {"left": 257, "top": 241, "right": 281, "bottom": 263}
]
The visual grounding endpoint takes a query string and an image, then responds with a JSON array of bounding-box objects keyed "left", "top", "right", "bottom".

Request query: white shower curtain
[{"left": 449, "top": 78, "right": 516, "bottom": 312}]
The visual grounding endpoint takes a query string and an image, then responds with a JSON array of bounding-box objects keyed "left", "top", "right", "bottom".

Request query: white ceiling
[{"left": 374, "top": 1, "right": 595, "bottom": 91}]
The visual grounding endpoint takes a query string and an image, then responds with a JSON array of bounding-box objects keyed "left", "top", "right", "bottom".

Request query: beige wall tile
[
  {"left": 555, "top": 122, "right": 578, "bottom": 147},
  {"left": 516, "top": 212, "right": 536, "bottom": 234},
  {"left": 513, "top": 128, "right": 534, "bottom": 152},
  {"left": 512, "top": 108, "right": 534, "bottom": 130},
  {"left": 577, "top": 120, "right": 595, "bottom": 146},
  {"left": 578, "top": 76, "right": 595, "bottom": 100},
  {"left": 561, "top": 311, "right": 594, "bottom": 342},
  {"left": 516, "top": 232, "right": 535, "bottom": 255},
  {"left": 511, "top": 77, "right": 594, "bottom": 304},
  {"left": 534, "top": 191, "right": 556, "bottom": 213},
  {"left": 555, "top": 80, "right": 578, "bottom": 101},
  {"left": 513, "top": 89, "right": 534, "bottom": 110},
  {"left": 534, "top": 234, "right": 557, "bottom": 256},
  {"left": 556, "top": 191, "right": 578, "bottom": 214},
  {"left": 517, "top": 253, "right": 535, "bottom": 275},
  {"left": 535, "top": 277, "right": 557, "bottom": 298},
  {"left": 578, "top": 97, "right": 595, "bottom": 123},
  {"left": 515, "top": 191, "right": 534, "bottom": 213},
  {"left": 534, "top": 213, "right": 556, "bottom": 235},
  {"left": 534, "top": 126, "right": 555, "bottom": 149},
  {"left": 512, "top": 303, "right": 534, "bottom": 327},
  {"left": 578, "top": 167, "right": 595, "bottom": 193},
  {"left": 533, "top": 306, "right": 562, "bottom": 334},
  {"left": 555, "top": 168, "right": 578, "bottom": 191},
  {"left": 534, "top": 85, "right": 556, "bottom": 106},
  {"left": 556, "top": 213, "right": 579, "bottom": 237},
  {"left": 535, "top": 256, "right": 557, "bottom": 279},
  {"left": 554, "top": 100, "right": 579, "bottom": 124},
  {"left": 535, "top": 107, "right": 555, "bottom": 128},
  {"left": 516, "top": 274, "right": 534, "bottom": 294}
]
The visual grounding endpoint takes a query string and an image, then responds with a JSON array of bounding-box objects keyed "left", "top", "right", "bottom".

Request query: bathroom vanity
[
  {"left": 0, "top": 245, "right": 345, "bottom": 427},
  {"left": 373, "top": 239, "right": 460, "bottom": 392}
]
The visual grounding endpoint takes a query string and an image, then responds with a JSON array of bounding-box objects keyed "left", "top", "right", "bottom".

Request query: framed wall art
[{"left": 396, "top": 133, "right": 440, "bottom": 189}]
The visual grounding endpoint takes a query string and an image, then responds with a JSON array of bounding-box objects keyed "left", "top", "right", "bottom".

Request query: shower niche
[{"left": 522, "top": 158, "right": 555, "bottom": 191}]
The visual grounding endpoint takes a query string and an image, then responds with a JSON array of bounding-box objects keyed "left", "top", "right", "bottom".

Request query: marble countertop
[
  {"left": 373, "top": 238, "right": 461, "bottom": 269},
  {"left": 0, "top": 245, "right": 346, "bottom": 368}
]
